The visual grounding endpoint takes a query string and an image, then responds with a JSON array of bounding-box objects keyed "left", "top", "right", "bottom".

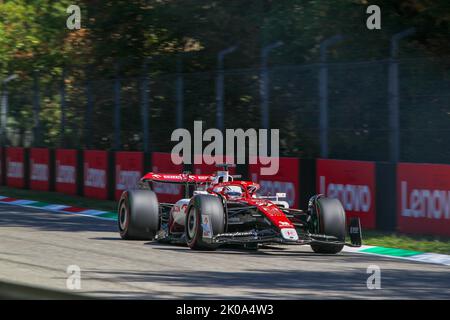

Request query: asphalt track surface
[{"left": 0, "top": 203, "right": 449, "bottom": 299}]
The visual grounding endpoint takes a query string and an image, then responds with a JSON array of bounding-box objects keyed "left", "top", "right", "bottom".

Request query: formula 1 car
[{"left": 117, "top": 165, "right": 362, "bottom": 253}]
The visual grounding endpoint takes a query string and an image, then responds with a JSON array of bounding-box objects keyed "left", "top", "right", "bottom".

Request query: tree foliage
[{"left": 0, "top": 0, "right": 449, "bottom": 161}]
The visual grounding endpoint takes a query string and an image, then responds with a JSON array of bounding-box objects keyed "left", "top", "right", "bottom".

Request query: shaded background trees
[{"left": 1, "top": 0, "right": 449, "bottom": 162}]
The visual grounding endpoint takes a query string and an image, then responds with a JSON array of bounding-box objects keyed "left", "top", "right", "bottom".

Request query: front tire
[
  {"left": 118, "top": 190, "right": 160, "bottom": 240},
  {"left": 185, "top": 195, "right": 225, "bottom": 250},
  {"left": 310, "top": 197, "right": 346, "bottom": 254}
]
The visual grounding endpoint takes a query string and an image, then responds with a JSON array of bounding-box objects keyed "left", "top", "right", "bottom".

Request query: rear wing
[
  {"left": 141, "top": 172, "right": 214, "bottom": 198},
  {"left": 141, "top": 172, "right": 213, "bottom": 184}
]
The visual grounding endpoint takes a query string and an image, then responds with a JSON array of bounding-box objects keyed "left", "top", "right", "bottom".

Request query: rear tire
[
  {"left": 185, "top": 195, "right": 225, "bottom": 250},
  {"left": 118, "top": 190, "right": 160, "bottom": 240},
  {"left": 310, "top": 197, "right": 346, "bottom": 254}
]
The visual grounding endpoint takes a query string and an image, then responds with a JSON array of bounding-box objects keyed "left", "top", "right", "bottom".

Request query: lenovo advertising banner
[
  {"left": 6, "top": 147, "right": 25, "bottom": 188},
  {"left": 84, "top": 150, "right": 108, "bottom": 200},
  {"left": 397, "top": 163, "right": 450, "bottom": 236},
  {"left": 115, "top": 151, "right": 144, "bottom": 200},
  {"left": 29, "top": 148, "right": 50, "bottom": 191},
  {"left": 316, "top": 159, "right": 376, "bottom": 229},
  {"left": 0, "top": 147, "right": 3, "bottom": 185},
  {"left": 249, "top": 157, "right": 300, "bottom": 209},
  {"left": 55, "top": 149, "right": 78, "bottom": 195},
  {"left": 151, "top": 152, "right": 183, "bottom": 203}
]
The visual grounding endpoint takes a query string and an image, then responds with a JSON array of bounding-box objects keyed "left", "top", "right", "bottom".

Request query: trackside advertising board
[
  {"left": 397, "top": 163, "right": 450, "bottom": 236},
  {"left": 316, "top": 159, "right": 376, "bottom": 229},
  {"left": 249, "top": 157, "right": 300, "bottom": 209},
  {"left": 115, "top": 152, "right": 143, "bottom": 200},
  {"left": 84, "top": 150, "right": 108, "bottom": 200},
  {"left": 0, "top": 147, "right": 2, "bottom": 185},
  {"left": 151, "top": 152, "right": 183, "bottom": 203},
  {"left": 29, "top": 148, "right": 50, "bottom": 191},
  {"left": 6, "top": 147, "right": 25, "bottom": 188},
  {"left": 55, "top": 149, "right": 78, "bottom": 195}
]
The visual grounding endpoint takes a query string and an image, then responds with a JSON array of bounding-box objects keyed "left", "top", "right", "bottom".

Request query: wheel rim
[
  {"left": 119, "top": 203, "right": 128, "bottom": 231},
  {"left": 187, "top": 208, "right": 197, "bottom": 239}
]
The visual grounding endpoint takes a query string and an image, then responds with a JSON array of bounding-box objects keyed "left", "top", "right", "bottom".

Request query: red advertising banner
[
  {"left": 6, "top": 147, "right": 25, "bottom": 188},
  {"left": 316, "top": 159, "right": 376, "bottom": 229},
  {"left": 84, "top": 150, "right": 108, "bottom": 200},
  {"left": 249, "top": 157, "right": 300, "bottom": 209},
  {"left": 397, "top": 163, "right": 450, "bottom": 236},
  {"left": 29, "top": 148, "right": 50, "bottom": 191},
  {"left": 115, "top": 152, "right": 144, "bottom": 200},
  {"left": 151, "top": 152, "right": 183, "bottom": 203},
  {"left": 0, "top": 147, "right": 3, "bottom": 185},
  {"left": 55, "top": 149, "right": 78, "bottom": 195}
]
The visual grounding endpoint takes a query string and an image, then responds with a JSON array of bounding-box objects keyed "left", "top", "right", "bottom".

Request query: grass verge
[
  {"left": 363, "top": 230, "right": 450, "bottom": 255},
  {"left": 0, "top": 186, "right": 449, "bottom": 254}
]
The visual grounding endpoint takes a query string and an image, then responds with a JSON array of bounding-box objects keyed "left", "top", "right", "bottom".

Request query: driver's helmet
[{"left": 224, "top": 185, "right": 243, "bottom": 197}]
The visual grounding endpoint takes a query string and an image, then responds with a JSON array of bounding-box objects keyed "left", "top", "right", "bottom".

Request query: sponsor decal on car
[
  {"left": 278, "top": 221, "right": 292, "bottom": 227},
  {"left": 201, "top": 214, "right": 212, "bottom": 238},
  {"left": 281, "top": 228, "right": 299, "bottom": 241}
]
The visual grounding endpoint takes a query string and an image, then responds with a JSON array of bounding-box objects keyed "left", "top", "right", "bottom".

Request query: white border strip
[
  {"left": 0, "top": 198, "right": 116, "bottom": 221},
  {"left": 343, "top": 246, "right": 450, "bottom": 267}
]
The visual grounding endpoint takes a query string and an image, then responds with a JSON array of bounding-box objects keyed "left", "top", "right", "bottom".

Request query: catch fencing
[{"left": 2, "top": 56, "right": 450, "bottom": 164}]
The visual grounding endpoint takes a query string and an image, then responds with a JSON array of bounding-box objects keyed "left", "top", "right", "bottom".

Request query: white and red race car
[{"left": 118, "top": 165, "right": 362, "bottom": 253}]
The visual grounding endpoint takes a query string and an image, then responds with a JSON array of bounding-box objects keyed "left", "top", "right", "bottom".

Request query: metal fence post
[
  {"left": 114, "top": 62, "right": 121, "bottom": 150},
  {"left": 141, "top": 60, "right": 150, "bottom": 153},
  {"left": 260, "top": 41, "right": 283, "bottom": 130},
  {"left": 176, "top": 55, "right": 184, "bottom": 128},
  {"left": 33, "top": 71, "right": 41, "bottom": 146},
  {"left": 0, "top": 84, "right": 7, "bottom": 146},
  {"left": 318, "top": 35, "right": 344, "bottom": 158},
  {"left": 216, "top": 45, "right": 237, "bottom": 132},
  {"left": 388, "top": 28, "right": 415, "bottom": 163},
  {"left": 0, "top": 74, "right": 16, "bottom": 146},
  {"left": 85, "top": 69, "right": 93, "bottom": 149},
  {"left": 60, "top": 68, "right": 66, "bottom": 147}
]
